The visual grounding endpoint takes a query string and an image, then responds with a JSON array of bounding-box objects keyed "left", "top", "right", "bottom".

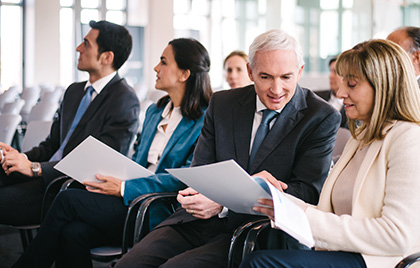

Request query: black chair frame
[{"left": 229, "top": 219, "right": 420, "bottom": 268}]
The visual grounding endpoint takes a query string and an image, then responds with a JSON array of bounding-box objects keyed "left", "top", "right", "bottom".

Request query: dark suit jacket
[
  {"left": 25, "top": 74, "right": 140, "bottom": 185},
  {"left": 315, "top": 89, "right": 347, "bottom": 128},
  {"left": 157, "top": 84, "right": 341, "bottom": 230}
]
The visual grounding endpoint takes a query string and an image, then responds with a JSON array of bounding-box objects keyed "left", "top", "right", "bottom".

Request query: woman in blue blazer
[{"left": 12, "top": 38, "right": 213, "bottom": 268}]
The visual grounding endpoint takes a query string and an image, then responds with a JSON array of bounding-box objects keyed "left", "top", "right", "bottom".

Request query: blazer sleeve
[
  {"left": 285, "top": 110, "right": 341, "bottom": 205},
  {"left": 122, "top": 153, "right": 192, "bottom": 205},
  {"left": 306, "top": 123, "right": 420, "bottom": 256}
]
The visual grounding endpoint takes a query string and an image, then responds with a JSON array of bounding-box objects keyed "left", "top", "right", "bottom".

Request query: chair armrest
[
  {"left": 121, "top": 192, "right": 178, "bottom": 254},
  {"left": 395, "top": 252, "right": 420, "bottom": 268},
  {"left": 41, "top": 176, "right": 69, "bottom": 221},
  {"left": 243, "top": 220, "right": 270, "bottom": 258},
  {"left": 227, "top": 218, "right": 270, "bottom": 268},
  {"left": 41, "top": 177, "right": 85, "bottom": 221}
]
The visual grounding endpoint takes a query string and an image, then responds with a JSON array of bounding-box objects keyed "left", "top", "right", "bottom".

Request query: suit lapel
[
  {"left": 62, "top": 83, "right": 86, "bottom": 142},
  {"left": 317, "top": 138, "right": 358, "bottom": 212},
  {"left": 133, "top": 108, "right": 162, "bottom": 166},
  {"left": 249, "top": 85, "right": 307, "bottom": 173},
  {"left": 233, "top": 87, "right": 256, "bottom": 170},
  {"left": 155, "top": 117, "right": 195, "bottom": 171},
  {"left": 71, "top": 74, "right": 122, "bottom": 138}
]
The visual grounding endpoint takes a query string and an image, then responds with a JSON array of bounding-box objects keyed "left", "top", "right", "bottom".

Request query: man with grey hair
[
  {"left": 115, "top": 29, "right": 341, "bottom": 268},
  {"left": 387, "top": 26, "right": 420, "bottom": 85}
]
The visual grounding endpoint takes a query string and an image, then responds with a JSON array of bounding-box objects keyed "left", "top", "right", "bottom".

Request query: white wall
[{"left": 33, "top": 0, "right": 61, "bottom": 86}]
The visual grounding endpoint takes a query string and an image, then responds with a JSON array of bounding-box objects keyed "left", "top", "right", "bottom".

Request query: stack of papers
[{"left": 166, "top": 160, "right": 314, "bottom": 248}]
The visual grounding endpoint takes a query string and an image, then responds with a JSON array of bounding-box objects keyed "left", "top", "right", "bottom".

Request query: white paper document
[
  {"left": 166, "top": 159, "right": 314, "bottom": 248},
  {"left": 254, "top": 177, "right": 314, "bottom": 248},
  {"left": 167, "top": 160, "right": 272, "bottom": 215},
  {"left": 54, "top": 136, "right": 153, "bottom": 183}
]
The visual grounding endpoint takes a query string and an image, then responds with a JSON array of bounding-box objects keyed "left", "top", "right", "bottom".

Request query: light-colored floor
[{"left": 0, "top": 225, "right": 111, "bottom": 268}]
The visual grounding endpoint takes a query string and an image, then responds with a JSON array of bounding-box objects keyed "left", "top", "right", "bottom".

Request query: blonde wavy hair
[{"left": 336, "top": 39, "right": 420, "bottom": 144}]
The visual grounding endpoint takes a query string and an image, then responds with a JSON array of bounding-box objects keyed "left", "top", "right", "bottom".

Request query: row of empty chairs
[
  {"left": 0, "top": 84, "right": 63, "bottom": 122},
  {"left": 0, "top": 85, "right": 60, "bottom": 158}
]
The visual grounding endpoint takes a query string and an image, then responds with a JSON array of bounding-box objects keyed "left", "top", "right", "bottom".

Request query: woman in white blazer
[{"left": 239, "top": 39, "right": 420, "bottom": 268}]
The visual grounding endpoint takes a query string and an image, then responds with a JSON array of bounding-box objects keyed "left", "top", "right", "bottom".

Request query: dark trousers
[
  {"left": 12, "top": 189, "right": 127, "bottom": 268},
  {"left": 0, "top": 170, "right": 46, "bottom": 225},
  {"left": 239, "top": 249, "right": 367, "bottom": 268},
  {"left": 115, "top": 217, "right": 231, "bottom": 268}
]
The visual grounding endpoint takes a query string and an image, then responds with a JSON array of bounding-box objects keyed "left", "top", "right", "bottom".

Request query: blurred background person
[
  {"left": 387, "top": 26, "right": 420, "bottom": 86},
  {"left": 223, "top": 50, "right": 252, "bottom": 89},
  {"left": 315, "top": 56, "right": 348, "bottom": 128}
]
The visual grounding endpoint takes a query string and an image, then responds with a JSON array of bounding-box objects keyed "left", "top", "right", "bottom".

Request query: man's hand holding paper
[
  {"left": 178, "top": 187, "right": 223, "bottom": 219},
  {"left": 83, "top": 174, "right": 123, "bottom": 197}
]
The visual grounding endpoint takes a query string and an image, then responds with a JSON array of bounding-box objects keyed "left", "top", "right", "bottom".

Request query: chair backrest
[
  {"left": 40, "top": 89, "right": 63, "bottom": 104},
  {"left": 332, "top": 127, "right": 352, "bottom": 163},
  {"left": 21, "top": 120, "right": 53, "bottom": 152},
  {"left": 0, "top": 86, "right": 20, "bottom": 110},
  {"left": 2, "top": 99, "right": 26, "bottom": 115},
  {"left": 21, "top": 86, "right": 40, "bottom": 100},
  {"left": 28, "top": 101, "right": 59, "bottom": 123},
  {"left": 20, "top": 87, "right": 41, "bottom": 118},
  {"left": 0, "top": 114, "right": 22, "bottom": 145}
]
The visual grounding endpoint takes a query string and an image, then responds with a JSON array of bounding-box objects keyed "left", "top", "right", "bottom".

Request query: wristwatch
[{"left": 31, "top": 162, "right": 41, "bottom": 177}]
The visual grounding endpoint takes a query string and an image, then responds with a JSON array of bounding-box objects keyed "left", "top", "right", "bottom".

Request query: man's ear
[
  {"left": 179, "top": 69, "right": 191, "bottom": 82},
  {"left": 412, "top": 50, "right": 420, "bottom": 64},
  {"left": 101, "top": 51, "right": 114, "bottom": 66},
  {"left": 296, "top": 64, "right": 305, "bottom": 81},
  {"left": 247, "top": 63, "right": 254, "bottom": 82}
]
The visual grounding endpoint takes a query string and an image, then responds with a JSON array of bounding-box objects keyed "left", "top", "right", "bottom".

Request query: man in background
[
  {"left": 387, "top": 26, "right": 420, "bottom": 86},
  {"left": 0, "top": 20, "right": 140, "bottom": 226},
  {"left": 315, "top": 57, "right": 347, "bottom": 128}
]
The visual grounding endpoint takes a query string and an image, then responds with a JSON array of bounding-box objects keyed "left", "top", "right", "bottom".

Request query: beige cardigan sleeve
[{"left": 306, "top": 121, "right": 420, "bottom": 256}]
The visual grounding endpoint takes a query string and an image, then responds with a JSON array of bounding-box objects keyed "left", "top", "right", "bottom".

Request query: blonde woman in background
[{"left": 223, "top": 50, "right": 252, "bottom": 89}]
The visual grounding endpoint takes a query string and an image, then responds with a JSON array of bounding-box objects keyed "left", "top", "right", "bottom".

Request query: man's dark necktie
[
  {"left": 49, "top": 86, "right": 94, "bottom": 161},
  {"left": 248, "top": 109, "right": 278, "bottom": 169}
]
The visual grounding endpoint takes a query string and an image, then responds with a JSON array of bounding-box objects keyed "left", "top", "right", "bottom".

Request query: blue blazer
[{"left": 123, "top": 102, "right": 206, "bottom": 229}]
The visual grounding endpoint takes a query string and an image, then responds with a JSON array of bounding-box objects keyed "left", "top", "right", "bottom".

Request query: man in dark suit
[
  {"left": 315, "top": 57, "right": 348, "bottom": 128},
  {"left": 115, "top": 29, "right": 341, "bottom": 268},
  {"left": 387, "top": 26, "right": 420, "bottom": 86},
  {"left": 0, "top": 20, "right": 140, "bottom": 226}
]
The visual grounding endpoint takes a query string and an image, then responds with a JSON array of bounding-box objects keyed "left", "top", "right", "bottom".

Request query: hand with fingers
[
  {"left": 177, "top": 187, "right": 223, "bottom": 219},
  {"left": 83, "top": 174, "right": 123, "bottom": 197},
  {"left": 251, "top": 170, "right": 288, "bottom": 221}
]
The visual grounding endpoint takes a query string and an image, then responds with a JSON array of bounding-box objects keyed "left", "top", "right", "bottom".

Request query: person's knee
[{"left": 239, "top": 251, "right": 271, "bottom": 268}]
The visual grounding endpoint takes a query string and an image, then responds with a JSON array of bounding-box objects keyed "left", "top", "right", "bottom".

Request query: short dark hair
[
  {"left": 405, "top": 26, "right": 420, "bottom": 53},
  {"left": 157, "top": 38, "right": 213, "bottom": 120},
  {"left": 89, "top": 20, "right": 132, "bottom": 70}
]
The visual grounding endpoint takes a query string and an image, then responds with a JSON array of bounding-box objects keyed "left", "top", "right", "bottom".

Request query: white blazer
[{"left": 305, "top": 121, "right": 420, "bottom": 268}]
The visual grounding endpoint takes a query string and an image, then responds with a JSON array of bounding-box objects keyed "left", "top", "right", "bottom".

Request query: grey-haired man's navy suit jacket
[{"left": 157, "top": 84, "right": 341, "bottom": 230}]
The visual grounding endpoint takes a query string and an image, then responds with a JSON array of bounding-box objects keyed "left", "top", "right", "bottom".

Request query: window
[
  {"left": 59, "top": 0, "right": 129, "bottom": 84},
  {"left": 402, "top": 0, "right": 420, "bottom": 26},
  {"left": 173, "top": 0, "right": 266, "bottom": 89}
]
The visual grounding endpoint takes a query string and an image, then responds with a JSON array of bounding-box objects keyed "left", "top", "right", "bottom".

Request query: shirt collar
[
  {"left": 85, "top": 71, "right": 117, "bottom": 94},
  {"left": 162, "top": 100, "right": 181, "bottom": 119},
  {"left": 256, "top": 95, "right": 283, "bottom": 114}
]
